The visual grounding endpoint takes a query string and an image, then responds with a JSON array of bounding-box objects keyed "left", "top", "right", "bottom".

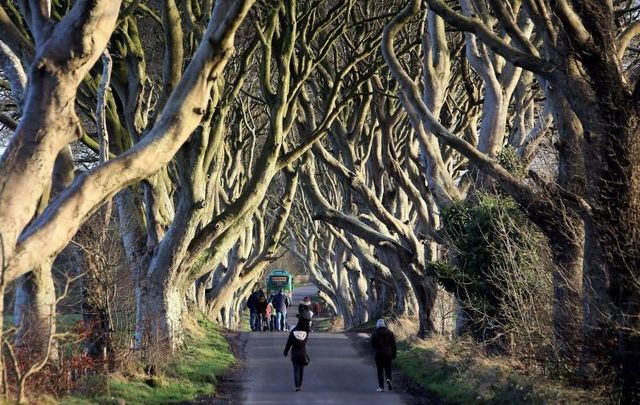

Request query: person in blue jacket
[{"left": 272, "top": 289, "right": 290, "bottom": 331}]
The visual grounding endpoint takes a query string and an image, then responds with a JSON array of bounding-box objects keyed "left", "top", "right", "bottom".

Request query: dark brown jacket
[
  {"left": 370, "top": 327, "right": 397, "bottom": 359},
  {"left": 256, "top": 298, "right": 268, "bottom": 315}
]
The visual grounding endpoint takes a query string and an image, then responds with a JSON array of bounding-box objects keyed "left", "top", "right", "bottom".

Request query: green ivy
[
  {"left": 436, "top": 192, "right": 549, "bottom": 344},
  {"left": 497, "top": 146, "right": 526, "bottom": 178}
]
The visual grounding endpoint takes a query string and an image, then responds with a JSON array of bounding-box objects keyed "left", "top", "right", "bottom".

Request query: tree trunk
[
  {"left": 580, "top": 121, "right": 640, "bottom": 396},
  {"left": 82, "top": 277, "right": 115, "bottom": 361},
  {"left": 547, "top": 230, "right": 584, "bottom": 360},
  {"left": 136, "top": 244, "right": 188, "bottom": 353},
  {"left": 317, "top": 289, "right": 338, "bottom": 317},
  {"left": 206, "top": 274, "right": 245, "bottom": 324},
  {"left": 542, "top": 89, "right": 585, "bottom": 362},
  {"left": 335, "top": 268, "right": 355, "bottom": 328},
  {"left": 137, "top": 277, "right": 184, "bottom": 354},
  {"left": 0, "top": 284, "right": 6, "bottom": 395},
  {"left": 14, "top": 147, "right": 75, "bottom": 363},
  {"left": 195, "top": 271, "right": 213, "bottom": 312},
  {"left": 208, "top": 287, "right": 231, "bottom": 326},
  {"left": 13, "top": 262, "right": 57, "bottom": 362},
  {"left": 348, "top": 268, "right": 370, "bottom": 325},
  {"left": 409, "top": 273, "right": 437, "bottom": 338},
  {"left": 231, "top": 293, "right": 245, "bottom": 329}
]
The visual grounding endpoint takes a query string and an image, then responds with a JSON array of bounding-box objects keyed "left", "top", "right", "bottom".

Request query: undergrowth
[
  {"left": 64, "top": 316, "right": 234, "bottom": 404},
  {"left": 394, "top": 335, "right": 603, "bottom": 404}
]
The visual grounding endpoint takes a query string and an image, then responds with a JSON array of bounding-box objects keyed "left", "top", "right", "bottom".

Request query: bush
[
  {"left": 497, "top": 146, "right": 526, "bottom": 178},
  {"left": 144, "top": 376, "right": 167, "bottom": 388},
  {"left": 436, "top": 193, "right": 554, "bottom": 357},
  {"left": 75, "top": 373, "right": 109, "bottom": 398}
]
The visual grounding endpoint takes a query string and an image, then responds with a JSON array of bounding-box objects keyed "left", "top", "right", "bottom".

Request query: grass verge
[
  {"left": 313, "top": 316, "right": 343, "bottom": 332},
  {"left": 64, "top": 316, "right": 235, "bottom": 404},
  {"left": 394, "top": 336, "right": 602, "bottom": 404}
]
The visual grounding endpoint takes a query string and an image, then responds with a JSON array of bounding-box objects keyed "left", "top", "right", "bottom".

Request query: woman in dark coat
[
  {"left": 370, "top": 319, "right": 397, "bottom": 392},
  {"left": 297, "top": 296, "right": 313, "bottom": 330},
  {"left": 283, "top": 319, "right": 310, "bottom": 391}
]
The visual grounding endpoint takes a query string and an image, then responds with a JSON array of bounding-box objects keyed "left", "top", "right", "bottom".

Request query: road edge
[
  {"left": 347, "top": 331, "right": 442, "bottom": 405},
  {"left": 189, "top": 330, "right": 249, "bottom": 404}
]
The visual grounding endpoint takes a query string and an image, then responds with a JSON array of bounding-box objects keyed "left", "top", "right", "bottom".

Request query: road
[{"left": 241, "top": 285, "right": 407, "bottom": 404}]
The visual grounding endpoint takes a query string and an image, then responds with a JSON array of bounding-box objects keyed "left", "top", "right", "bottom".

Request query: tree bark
[
  {"left": 0, "top": 0, "right": 122, "bottom": 263},
  {"left": 4, "top": 0, "right": 255, "bottom": 283},
  {"left": 137, "top": 276, "right": 184, "bottom": 354},
  {"left": 545, "top": 89, "right": 585, "bottom": 361},
  {"left": 580, "top": 118, "right": 640, "bottom": 395},
  {"left": 13, "top": 261, "right": 57, "bottom": 362}
]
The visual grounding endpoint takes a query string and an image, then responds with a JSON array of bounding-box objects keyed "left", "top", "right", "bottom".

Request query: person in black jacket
[
  {"left": 246, "top": 289, "right": 259, "bottom": 331},
  {"left": 283, "top": 320, "right": 310, "bottom": 391},
  {"left": 370, "top": 319, "right": 397, "bottom": 392},
  {"left": 256, "top": 296, "right": 268, "bottom": 332}
]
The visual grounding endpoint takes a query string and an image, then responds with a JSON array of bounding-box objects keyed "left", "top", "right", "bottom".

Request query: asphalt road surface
[{"left": 241, "top": 285, "right": 407, "bottom": 404}]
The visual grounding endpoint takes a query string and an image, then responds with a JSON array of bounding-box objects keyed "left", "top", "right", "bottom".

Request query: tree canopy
[{"left": 0, "top": 0, "right": 639, "bottom": 401}]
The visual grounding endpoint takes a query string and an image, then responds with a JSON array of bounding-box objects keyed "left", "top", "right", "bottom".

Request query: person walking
[
  {"left": 298, "top": 296, "right": 313, "bottom": 320},
  {"left": 272, "top": 289, "right": 289, "bottom": 331},
  {"left": 266, "top": 299, "right": 275, "bottom": 331},
  {"left": 312, "top": 300, "right": 321, "bottom": 317},
  {"left": 256, "top": 295, "right": 268, "bottom": 332},
  {"left": 247, "top": 289, "right": 260, "bottom": 332},
  {"left": 370, "top": 319, "right": 397, "bottom": 392},
  {"left": 283, "top": 319, "right": 311, "bottom": 391},
  {"left": 297, "top": 296, "right": 314, "bottom": 330}
]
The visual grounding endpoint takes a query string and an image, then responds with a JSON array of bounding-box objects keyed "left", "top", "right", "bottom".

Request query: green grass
[
  {"left": 3, "top": 313, "right": 83, "bottom": 330},
  {"left": 240, "top": 309, "right": 251, "bottom": 332},
  {"left": 315, "top": 316, "right": 344, "bottom": 332},
  {"left": 313, "top": 317, "right": 333, "bottom": 332},
  {"left": 395, "top": 339, "right": 602, "bottom": 404},
  {"left": 64, "top": 316, "right": 235, "bottom": 404}
]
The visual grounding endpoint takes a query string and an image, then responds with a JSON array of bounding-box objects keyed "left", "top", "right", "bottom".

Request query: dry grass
[
  {"left": 395, "top": 336, "right": 605, "bottom": 404},
  {"left": 386, "top": 316, "right": 419, "bottom": 342}
]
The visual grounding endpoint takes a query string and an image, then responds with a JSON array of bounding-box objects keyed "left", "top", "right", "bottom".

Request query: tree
[
  {"left": 400, "top": 0, "right": 640, "bottom": 396},
  {"left": 0, "top": 0, "right": 255, "bottom": 353}
]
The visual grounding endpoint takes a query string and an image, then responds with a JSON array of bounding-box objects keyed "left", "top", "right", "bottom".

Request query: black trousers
[
  {"left": 293, "top": 362, "right": 305, "bottom": 388},
  {"left": 375, "top": 355, "right": 392, "bottom": 388}
]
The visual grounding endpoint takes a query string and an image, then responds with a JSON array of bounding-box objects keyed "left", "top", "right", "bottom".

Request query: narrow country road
[{"left": 241, "top": 285, "right": 407, "bottom": 404}]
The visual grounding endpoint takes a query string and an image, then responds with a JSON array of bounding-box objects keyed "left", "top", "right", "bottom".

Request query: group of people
[
  {"left": 250, "top": 286, "right": 398, "bottom": 393},
  {"left": 247, "top": 288, "right": 292, "bottom": 332},
  {"left": 282, "top": 304, "right": 395, "bottom": 394}
]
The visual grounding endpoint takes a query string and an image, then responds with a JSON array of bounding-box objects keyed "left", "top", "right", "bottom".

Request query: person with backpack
[
  {"left": 370, "top": 319, "right": 397, "bottom": 392},
  {"left": 272, "top": 289, "right": 290, "bottom": 331},
  {"left": 283, "top": 319, "right": 311, "bottom": 391}
]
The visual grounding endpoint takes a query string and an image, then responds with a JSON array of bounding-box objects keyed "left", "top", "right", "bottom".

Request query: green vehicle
[{"left": 265, "top": 269, "right": 294, "bottom": 301}]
